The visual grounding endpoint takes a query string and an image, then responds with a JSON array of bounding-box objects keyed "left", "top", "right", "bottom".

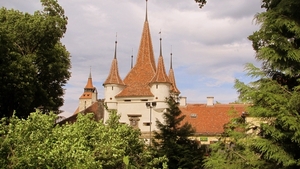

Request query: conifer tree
[
  {"left": 205, "top": 0, "right": 300, "bottom": 168},
  {"left": 152, "top": 96, "right": 204, "bottom": 169}
]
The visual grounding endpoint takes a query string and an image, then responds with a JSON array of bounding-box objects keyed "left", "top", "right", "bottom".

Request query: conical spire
[
  {"left": 85, "top": 68, "right": 94, "bottom": 89},
  {"left": 134, "top": 15, "right": 156, "bottom": 71},
  {"left": 150, "top": 37, "right": 171, "bottom": 84},
  {"left": 116, "top": 0, "right": 156, "bottom": 97},
  {"left": 80, "top": 70, "right": 96, "bottom": 99},
  {"left": 103, "top": 40, "right": 125, "bottom": 86},
  {"left": 168, "top": 52, "right": 180, "bottom": 94}
]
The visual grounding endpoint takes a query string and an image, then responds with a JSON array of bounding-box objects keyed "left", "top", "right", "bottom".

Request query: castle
[{"left": 59, "top": 0, "right": 247, "bottom": 144}]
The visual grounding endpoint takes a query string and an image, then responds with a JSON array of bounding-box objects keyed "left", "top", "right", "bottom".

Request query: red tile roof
[
  {"left": 103, "top": 58, "right": 125, "bottom": 85},
  {"left": 80, "top": 73, "right": 96, "bottom": 99},
  {"left": 168, "top": 53, "right": 180, "bottom": 94},
  {"left": 150, "top": 55, "right": 171, "bottom": 84},
  {"left": 79, "top": 92, "right": 93, "bottom": 99},
  {"left": 85, "top": 72, "right": 94, "bottom": 88},
  {"left": 116, "top": 20, "right": 156, "bottom": 97},
  {"left": 59, "top": 100, "right": 105, "bottom": 125},
  {"left": 169, "top": 68, "right": 180, "bottom": 94},
  {"left": 180, "top": 104, "right": 247, "bottom": 135}
]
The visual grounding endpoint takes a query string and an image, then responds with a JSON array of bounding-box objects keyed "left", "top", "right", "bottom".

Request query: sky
[{"left": 2, "top": 0, "right": 264, "bottom": 117}]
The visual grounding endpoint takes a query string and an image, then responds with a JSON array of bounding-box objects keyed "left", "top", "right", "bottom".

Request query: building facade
[
  {"left": 102, "top": 1, "right": 180, "bottom": 134},
  {"left": 63, "top": 1, "right": 247, "bottom": 143}
]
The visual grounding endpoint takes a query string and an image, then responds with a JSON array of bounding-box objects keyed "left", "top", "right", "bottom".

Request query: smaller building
[
  {"left": 57, "top": 73, "right": 104, "bottom": 125},
  {"left": 180, "top": 97, "right": 247, "bottom": 144}
]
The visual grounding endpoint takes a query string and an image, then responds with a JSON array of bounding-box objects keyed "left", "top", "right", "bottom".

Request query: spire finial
[
  {"left": 145, "top": 0, "right": 148, "bottom": 21},
  {"left": 159, "top": 30, "right": 162, "bottom": 56},
  {"left": 89, "top": 66, "right": 92, "bottom": 78},
  {"left": 131, "top": 48, "right": 133, "bottom": 69},
  {"left": 114, "top": 33, "right": 117, "bottom": 59},
  {"left": 170, "top": 46, "right": 173, "bottom": 69}
]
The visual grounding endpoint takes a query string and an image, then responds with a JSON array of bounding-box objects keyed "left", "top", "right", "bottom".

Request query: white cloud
[{"left": 3, "top": 0, "right": 264, "bottom": 115}]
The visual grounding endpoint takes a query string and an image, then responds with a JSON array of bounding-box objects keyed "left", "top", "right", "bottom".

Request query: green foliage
[
  {"left": 204, "top": 114, "right": 266, "bottom": 169},
  {"left": 0, "top": 0, "right": 71, "bottom": 118},
  {"left": 153, "top": 96, "right": 205, "bottom": 169},
  {"left": 249, "top": 0, "right": 300, "bottom": 75},
  {"left": 205, "top": 1, "right": 300, "bottom": 168},
  {"left": 194, "top": 0, "right": 207, "bottom": 8},
  {"left": 0, "top": 111, "right": 145, "bottom": 168}
]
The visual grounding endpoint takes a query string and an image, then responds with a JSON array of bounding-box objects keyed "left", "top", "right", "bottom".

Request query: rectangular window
[
  {"left": 143, "top": 122, "right": 151, "bottom": 126},
  {"left": 124, "top": 100, "right": 131, "bottom": 102},
  {"left": 200, "top": 137, "right": 208, "bottom": 141}
]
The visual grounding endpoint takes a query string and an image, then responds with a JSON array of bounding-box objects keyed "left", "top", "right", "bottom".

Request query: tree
[
  {"left": 152, "top": 96, "right": 205, "bottom": 169},
  {"left": 194, "top": 0, "right": 207, "bottom": 8},
  {"left": 203, "top": 111, "right": 265, "bottom": 169},
  {"left": 0, "top": 0, "right": 71, "bottom": 118},
  {"left": 205, "top": 0, "right": 300, "bottom": 168},
  {"left": 0, "top": 110, "right": 170, "bottom": 168},
  {"left": 0, "top": 111, "right": 146, "bottom": 168}
]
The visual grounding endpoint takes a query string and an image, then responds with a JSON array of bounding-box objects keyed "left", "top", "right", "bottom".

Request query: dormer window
[{"left": 190, "top": 113, "right": 197, "bottom": 118}]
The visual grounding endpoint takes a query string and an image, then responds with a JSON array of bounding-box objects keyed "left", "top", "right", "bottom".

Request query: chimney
[
  {"left": 207, "top": 97, "right": 214, "bottom": 106},
  {"left": 179, "top": 96, "right": 187, "bottom": 106}
]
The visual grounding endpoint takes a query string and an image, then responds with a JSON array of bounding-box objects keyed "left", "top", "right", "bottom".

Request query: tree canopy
[
  {"left": 0, "top": 0, "right": 71, "bottom": 118},
  {"left": 194, "top": 0, "right": 207, "bottom": 8},
  {"left": 205, "top": 0, "right": 300, "bottom": 168},
  {"left": 0, "top": 110, "right": 169, "bottom": 168}
]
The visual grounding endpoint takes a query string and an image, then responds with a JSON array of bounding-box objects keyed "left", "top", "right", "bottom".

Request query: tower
[
  {"left": 149, "top": 36, "right": 171, "bottom": 112},
  {"left": 78, "top": 71, "right": 98, "bottom": 112},
  {"left": 103, "top": 40, "right": 125, "bottom": 110},
  {"left": 103, "top": 0, "right": 180, "bottom": 134}
]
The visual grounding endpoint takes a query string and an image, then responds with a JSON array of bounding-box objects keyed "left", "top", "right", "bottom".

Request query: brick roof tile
[
  {"left": 85, "top": 72, "right": 94, "bottom": 89},
  {"left": 150, "top": 55, "right": 171, "bottom": 84},
  {"left": 103, "top": 58, "right": 125, "bottom": 85},
  {"left": 116, "top": 20, "right": 156, "bottom": 97},
  {"left": 169, "top": 68, "right": 180, "bottom": 94},
  {"left": 80, "top": 73, "right": 96, "bottom": 99},
  {"left": 180, "top": 104, "right": 247, "bottom": 135}
]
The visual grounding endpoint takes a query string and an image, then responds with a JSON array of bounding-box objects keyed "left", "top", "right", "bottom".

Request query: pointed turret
[
  {"left": 116, "top": 0, "right": 156, "bottom": 97},
  {"left": 103, "top": 40, "right": 125, "bottom": 86},
  {"left": 103, "top": 40, "right": 125, "bottom": 110},
  {"left": 150, "top": 37, "right": 170, "bottom": 84},
  {"left": 149, "top": 37, "right": 171, "bottom": 111},
  {"left": 77, "top": 70, "right": 98, "bottom": 113},
  {"left": 85, "top": 70, "right": 94, "bottom": 89},
  {"left": 81, "top": 69, "right": 96, "bottom": 98},
  {"left": 168, "top": 52, "right": 180, "bottom": 95}
]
